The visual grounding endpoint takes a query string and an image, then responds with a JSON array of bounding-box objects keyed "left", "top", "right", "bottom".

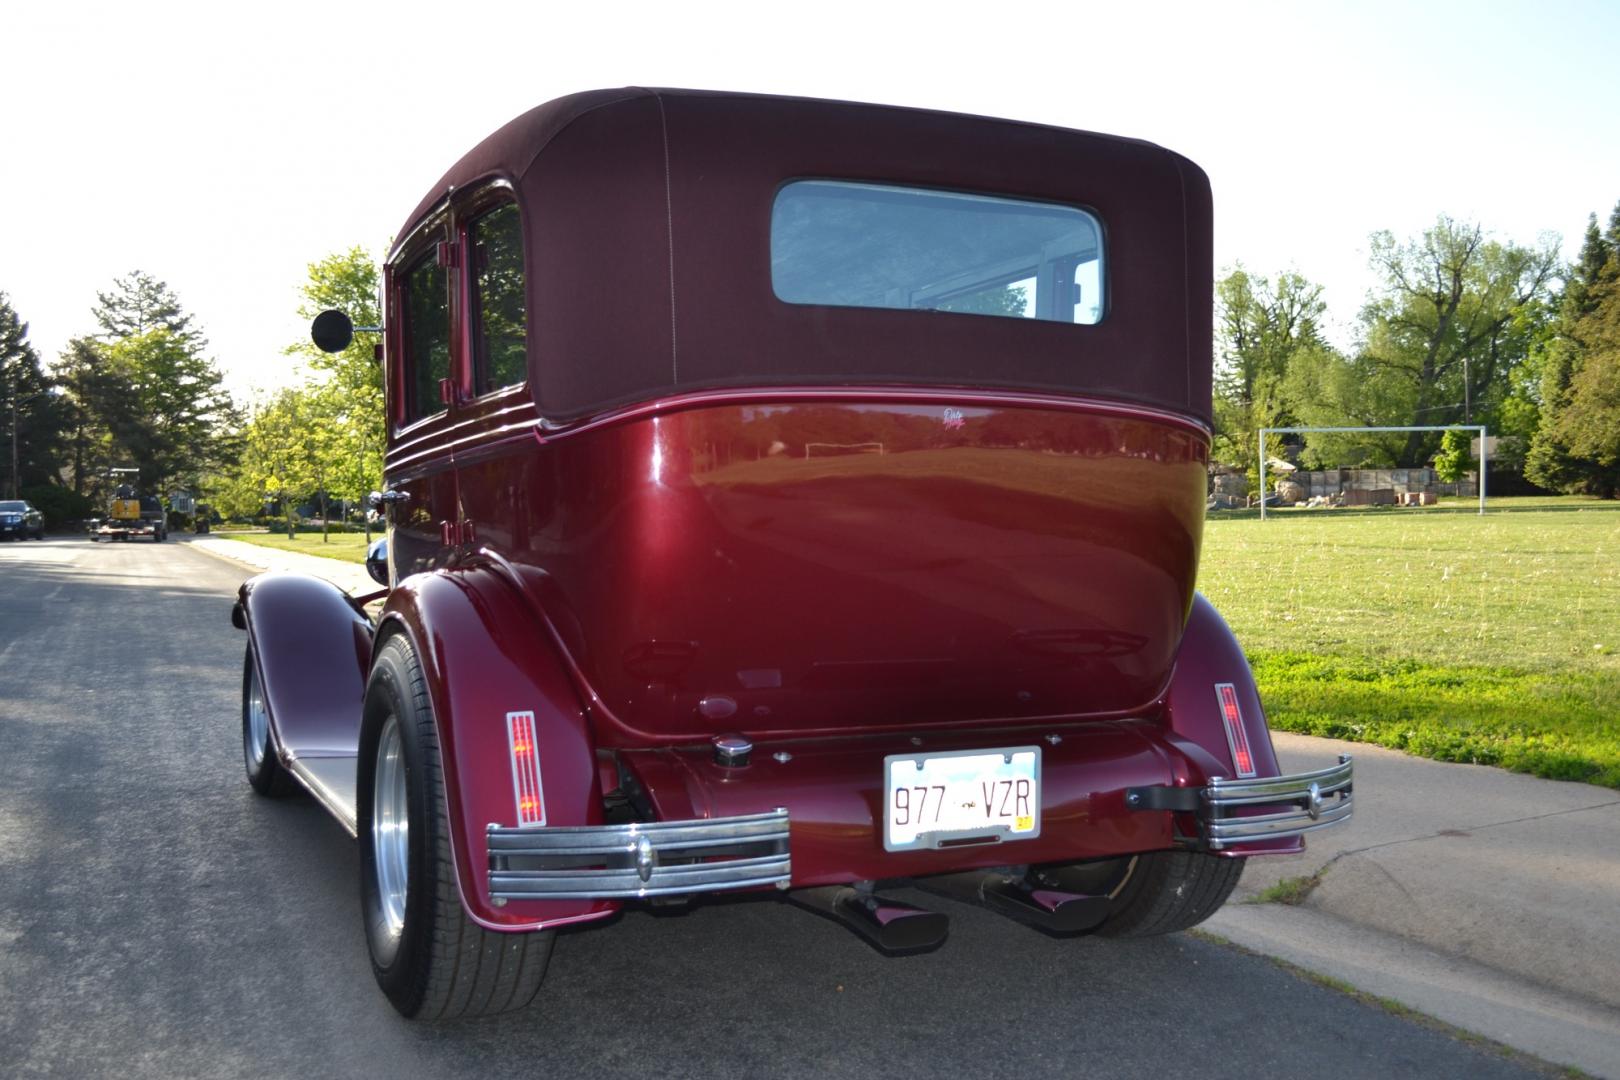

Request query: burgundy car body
[{"left": 236, "top": 89, "right": 1350, "bottom": 942}]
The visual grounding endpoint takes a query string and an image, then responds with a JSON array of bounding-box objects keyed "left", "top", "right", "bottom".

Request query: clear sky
[{"left": 4, "top": 0, "right": 1617, "bottom": 400}]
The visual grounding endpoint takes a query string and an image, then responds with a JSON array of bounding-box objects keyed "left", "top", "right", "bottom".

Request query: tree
[
  {"left": 1356, "top": 217, "right": 1558, "bottom": 466},
  {"left": 56, "top": 275, "right": 238, "bottom": 503},
  {"left": 1211, "top": 268, "right": 1328, "bottom": 488},
  {"left": 1433, "top": 428, "right": 1473, "bottom": 484},
  {"left": 222, "top": 387, "right": 323, "bottom": 534},
  {"left": 101, "top": 329, "right": 239, "bottom": 494},
  {"left": 286, "top": 248, "right": 385, "bottom": 525},
  {"left": 1, "top": 292, "right": 69, "bottom": 498},
  {"left": 1527, "top": 200, "right": 1620, "bottom": 495},
  {"left": 93, "top": 271, "right": 201, "bottom": 346}
]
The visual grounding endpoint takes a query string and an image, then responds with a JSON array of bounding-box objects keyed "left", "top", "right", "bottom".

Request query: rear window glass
[{"left": 771, "top": 181, "right": 1104, "bottom": 325}]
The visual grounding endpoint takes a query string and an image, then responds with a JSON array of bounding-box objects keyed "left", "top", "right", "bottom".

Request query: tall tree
[
  {"left": 101, "top": 329, "right": 239, "bottom": 493},
  {"left": 93, "top": 271, "right": 201, "bottom": 345},
  {"left": 1212, "top": 267, "right": 1327, "bottom": 488},
  {"left": 1356, "top": 217, "right": 1558, "bottom": 466},
  {"left": 57, "top": 275, "right": 237, "bottom": 501},
  {"left": 220, "top": 387, "right": 322, "bottom": 535},
  {"left": 286, "top": 248, "right": 384, "bottom": 510},
  {"left": 1, "top": 293, "right": 68, "bottom": 497},
  {"left": 1527, "top": 199, "right": 1620, "bottom": 494}
]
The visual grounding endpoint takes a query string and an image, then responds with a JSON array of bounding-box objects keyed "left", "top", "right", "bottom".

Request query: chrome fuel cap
[{"left": 711, "top": 733, "right": 753, "bottom": 768}]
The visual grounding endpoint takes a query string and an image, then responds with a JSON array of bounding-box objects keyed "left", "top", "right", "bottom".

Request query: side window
[
  {"left": 402, "top": 252, "right": 450, "bottom": 424},
  {"left": 470, "top": 203, "right": 527, "bottom": 394}
]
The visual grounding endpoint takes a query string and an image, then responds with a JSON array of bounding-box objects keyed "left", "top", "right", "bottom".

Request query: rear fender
[
  {"left": 377, "top": 568, "right": 615, "bottom": 931},
  {"left": 235, "top": 572, "right": 371, "bottom": 761},
  {"left": 1160, "top": 592, "right": 1297, "bottom": 854}
]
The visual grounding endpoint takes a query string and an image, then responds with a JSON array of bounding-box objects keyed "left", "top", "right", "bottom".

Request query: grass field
[
  {"left": 1199, "top": 496, "right": 1620, "bottom": 788},
  {"left": 217, "top": 530, "right": 371, "bottom": 563}
]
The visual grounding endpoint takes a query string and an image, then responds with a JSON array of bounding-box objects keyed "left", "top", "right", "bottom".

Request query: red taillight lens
[
  {"left": 506, "top": 710, "right": 547, "bottom": 826},
  {"left": 1215, "top": 683, "right": 1257, "bottom": 778}
]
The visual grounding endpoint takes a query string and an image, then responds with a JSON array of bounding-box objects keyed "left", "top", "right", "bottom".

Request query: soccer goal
[{"left": 1256, "top": 425, "right": 1488, "bottom": 519}]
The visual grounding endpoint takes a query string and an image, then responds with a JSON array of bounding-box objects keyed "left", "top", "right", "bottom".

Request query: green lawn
[
  {"left": 217, "top": 530, "right": 372, "bottom": 564},
  {"left": 1199, "top": 496, "right": 1620, "bottom": 787}
]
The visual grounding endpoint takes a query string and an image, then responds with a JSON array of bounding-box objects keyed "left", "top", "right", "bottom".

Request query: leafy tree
[
  {"left": 222, "top": 387, "right": 322, "bottom": 535},
  {"left": 93, "top": 271, "right": 201, "bottom": 346},
  {"left": 1, "top": 292, "right": 69, "bottom": 498},
  {"left": 52, "top": 337, "right": 131, "bottom": 497},
  {"left": 286, "top": 247, "right": 384, "bottom": 519},
  {"left": 1433, "top": 427, "right": 1473, "bottom": 483},
  {"left": 1354, "top": 217, "right": 1557, "bottom": 466},
  {"left": 1536, "top": 267, "right": 1620, "bottom": 496},
  {"left": 55, "top": 275, "right": 238, "bottom": 504},
  {"left": 101, "top": 329, "right": 238, "bottom": 494},
  {"left": 1211, "top": 268, "right": 1328, "bottom": 489},
  {"left": 1527, "top": 200, "right": 1620, "bottom": 495}
]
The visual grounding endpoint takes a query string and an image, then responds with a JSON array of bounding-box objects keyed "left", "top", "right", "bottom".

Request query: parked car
[
  {"left": 235, "top": 88, "right": 1353, "bottom": 1020},
  {"left": 0, "top": 500, "right": 45, "bottom": 540}
]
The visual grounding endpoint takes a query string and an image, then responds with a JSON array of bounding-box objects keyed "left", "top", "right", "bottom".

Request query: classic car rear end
[{"left": 234, "top": 88, "right": 1352, "bottom": 1019}]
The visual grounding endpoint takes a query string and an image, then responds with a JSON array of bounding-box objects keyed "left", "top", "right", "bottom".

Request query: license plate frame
[{"left": 882, "top": 745, "right": 1042, "bottom": 852}]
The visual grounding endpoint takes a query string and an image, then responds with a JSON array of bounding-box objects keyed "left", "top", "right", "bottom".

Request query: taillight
[
  {"left": 506, "top": 711, "right": 547, "bottom": 826},
  {"left": 1215, "top": 683, "right": 1258, "bottom": 778}
]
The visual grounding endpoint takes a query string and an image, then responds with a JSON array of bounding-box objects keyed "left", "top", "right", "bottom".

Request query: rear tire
[
  {"left": 242, "top": 642, "right": 292, "bottom": 796},
  {"left": 1093, "top": 850, "right": 1244, "bottom": 937},
  {"left": 358, "top": 634, "right": 553, "bottom": 1019}
]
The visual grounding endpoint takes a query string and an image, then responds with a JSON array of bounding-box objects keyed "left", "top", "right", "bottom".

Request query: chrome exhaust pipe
[
  {"left": 788, "top": 886, "right": 949, "bottom": 955},
  {"left": 918, "top": 869, "right": 1110, "bottom": 935}
]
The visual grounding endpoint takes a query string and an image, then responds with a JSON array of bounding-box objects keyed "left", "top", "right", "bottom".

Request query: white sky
[{"left": 4, "top": 0, "right": 1618, "bottom": 401}]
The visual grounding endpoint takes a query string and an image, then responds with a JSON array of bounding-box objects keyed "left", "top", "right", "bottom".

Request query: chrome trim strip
[
  {"left": 1206, "top": 758, "right": 1353, "bottom": 807},
  {"left": 1203, "top": 755, "right": 1353, "bottom": 851},
  {"left": 486, "top": 809, "right": 791, "bottom": 900}
]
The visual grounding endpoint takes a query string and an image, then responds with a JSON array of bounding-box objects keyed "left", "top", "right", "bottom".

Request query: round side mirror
[
  {"left": 366, "top": 538, "right": 390, "bottom": 587},
  {"left": 311, "top": 309, "right": 355, "bottom": 354}
]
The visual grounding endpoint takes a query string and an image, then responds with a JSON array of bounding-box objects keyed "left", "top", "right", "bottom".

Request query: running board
[
  {"left": 788, "top": 886, "right": 949, "bottom": 955},
  {"left": 285, "top": 755, "right": 359, "bottom": 836}
]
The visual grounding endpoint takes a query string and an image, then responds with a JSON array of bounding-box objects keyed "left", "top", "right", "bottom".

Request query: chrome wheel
[
  {"left": 371, "top": 715, "right": 409, "bottom": 964},
  {"left": 244, "top": 656, "right": 269, "bottom": 772}
]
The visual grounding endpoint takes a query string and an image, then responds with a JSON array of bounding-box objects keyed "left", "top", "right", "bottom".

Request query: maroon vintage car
[{"left": 234, "top": 88, "right": 1352, "bottom": 1019}]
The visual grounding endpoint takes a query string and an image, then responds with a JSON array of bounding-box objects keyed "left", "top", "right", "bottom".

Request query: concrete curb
[
  {"left": 1207, "top": 903, "right": 1620, "bottom": 1077},
  {"left": 1226, "top": 732, "right": 1620, "bottom": 1076},
  {"left": 178, "top": 534, "right": 374, "bottom": 595}
]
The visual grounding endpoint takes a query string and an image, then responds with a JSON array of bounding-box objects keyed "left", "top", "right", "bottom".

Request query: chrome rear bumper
[
  {"left": 1126, "top": 754, "right": 1353, "bottom": 850},
  {"left": 486, "top": 809, "right": 791, "bottom": 900},
  {"left": 1206, "top": 755, "right": 1353, "bottom": 849}
]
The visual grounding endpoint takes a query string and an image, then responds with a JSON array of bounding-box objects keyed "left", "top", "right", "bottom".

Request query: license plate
[{"left": 883, "top": 746, "right": 1042, "bottom": 851}]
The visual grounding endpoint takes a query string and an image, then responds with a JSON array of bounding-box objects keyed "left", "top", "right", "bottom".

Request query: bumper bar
[
  {"left": 1127, "top": 755, "right": 1353, "bottom": 850},
  {"left": 486, "top": 809, "right": 791, "bottom": 900}
]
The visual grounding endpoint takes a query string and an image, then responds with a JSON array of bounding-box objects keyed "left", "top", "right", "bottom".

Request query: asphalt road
[{"left": 0, "top": 536, "right": 1551, "bottom": 1079}]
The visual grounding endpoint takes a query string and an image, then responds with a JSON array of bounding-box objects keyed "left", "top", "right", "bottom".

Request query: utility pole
[{"left": 9, "top": 396, "right": 17, "bottom": 499}]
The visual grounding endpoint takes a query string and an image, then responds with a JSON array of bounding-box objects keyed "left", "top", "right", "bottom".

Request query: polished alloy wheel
[
  {"left": 245, "top": 659, "right": 270, "bottom": 772},
  {"left": 372, "top": 715, "right": 409, "bottom": 964}
]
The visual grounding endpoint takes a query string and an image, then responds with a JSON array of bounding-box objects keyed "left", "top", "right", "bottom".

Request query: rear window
[{"left": 771, "top": 181, "right": 1104, "bottom": 325}]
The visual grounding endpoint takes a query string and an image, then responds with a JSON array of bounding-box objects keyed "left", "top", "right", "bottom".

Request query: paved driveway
[{"left": 0, "top": 537, "right": 1549, "bottom": 1078}]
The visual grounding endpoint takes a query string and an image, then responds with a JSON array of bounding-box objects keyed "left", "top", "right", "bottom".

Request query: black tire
[
  {"left": 242, "top": 642, "right": 292, "bottom": 796},
  {"left": 1093, "top": 850, "right": 1245, "bottom": 937},
  {"left": 358, "top": 634, "right": 554, "bottom": 1019}
]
